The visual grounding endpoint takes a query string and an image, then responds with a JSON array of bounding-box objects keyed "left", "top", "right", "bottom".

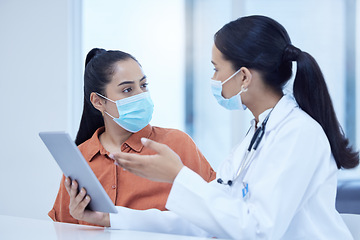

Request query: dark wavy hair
[
  {"left": 75, "top": 48, "right": 138, "bottom": 145},
  {"left": 214, "top": 15, "right": 359, "bottom": 169}
]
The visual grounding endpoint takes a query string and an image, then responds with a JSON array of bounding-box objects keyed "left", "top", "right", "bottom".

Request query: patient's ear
[{"left": 90, "top": 92, "right": 105, "bottom": 113}]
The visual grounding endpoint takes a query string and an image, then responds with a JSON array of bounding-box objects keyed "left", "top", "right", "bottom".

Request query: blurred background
[{"left": 0, "top": 0, "right": 359, "bottom": 220}]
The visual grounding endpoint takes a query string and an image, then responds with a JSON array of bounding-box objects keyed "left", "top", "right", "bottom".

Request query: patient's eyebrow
[
  {"left": 139, "top": 75, "right": 147, "bottom": 82},
  {"left": 118, "top": 75, "right": 147, "bottom": 86}
]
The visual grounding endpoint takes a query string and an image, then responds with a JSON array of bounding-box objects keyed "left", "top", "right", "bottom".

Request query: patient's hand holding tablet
[
  {"left": 39, "top": 132, "right": 118, "bottom": 214},
  {"left": 63, "top": 177, "right": 111, "bottom": 227}
]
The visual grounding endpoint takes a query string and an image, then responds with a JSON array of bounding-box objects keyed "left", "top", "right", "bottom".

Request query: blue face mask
[
  {"left": 96, "top": 92, "right": 154, "bottom": 133},
  {"left": 210, "top": 69, "right": 247, "bottom": 110}
]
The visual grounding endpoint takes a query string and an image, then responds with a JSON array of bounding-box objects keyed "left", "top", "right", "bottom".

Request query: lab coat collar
[
  {"left": 254, "top": 108, "right": 273, "bottom": 128},
  {"left": 266, "top": 94, "right": 298, "bottom": 132},
  {"left": 250, "top": 94, "right": 298, "bottom": 131}
]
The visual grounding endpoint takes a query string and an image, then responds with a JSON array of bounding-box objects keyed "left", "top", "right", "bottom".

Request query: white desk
[{"left": 0, "top": 215, "right": 219, "bottom": 240}]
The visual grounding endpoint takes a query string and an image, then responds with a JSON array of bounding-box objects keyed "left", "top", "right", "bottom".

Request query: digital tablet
[{"left": 39, "top": 131, "right": 118, "bottom": 213}]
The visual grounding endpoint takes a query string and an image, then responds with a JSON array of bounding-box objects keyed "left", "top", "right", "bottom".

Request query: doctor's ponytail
[
  {"left": 285, "top": 45, "right": 359, "bottom": 169},
  {"left": 215, "top": 15, "right": 359, "bottom": 169}
]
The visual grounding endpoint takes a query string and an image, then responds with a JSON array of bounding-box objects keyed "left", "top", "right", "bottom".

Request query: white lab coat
[{"left": 110, "top": 95, "right": 353, "bottom": 239}]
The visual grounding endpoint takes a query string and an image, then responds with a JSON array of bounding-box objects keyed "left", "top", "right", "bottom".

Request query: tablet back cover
[{"left": 39, "top": 131, "right": 118, "bottom": 213}]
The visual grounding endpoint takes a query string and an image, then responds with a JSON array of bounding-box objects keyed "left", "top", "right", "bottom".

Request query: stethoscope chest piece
[{"left": 217, "top": 178, "right": 233, "bottom": 186}]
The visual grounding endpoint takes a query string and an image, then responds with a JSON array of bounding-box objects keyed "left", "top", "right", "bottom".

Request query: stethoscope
[{"left": 217, "top": 109, "right": 273, "bottom": 187}]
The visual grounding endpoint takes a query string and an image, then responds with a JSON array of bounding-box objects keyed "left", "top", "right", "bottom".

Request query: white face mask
[{"left": 210, "top": 69, "right": 247, "bottom": 110}]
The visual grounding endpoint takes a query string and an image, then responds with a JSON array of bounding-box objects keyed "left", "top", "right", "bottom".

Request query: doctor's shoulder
[{"left": 276, "top": 107, "right": 330, "bottom": 145}]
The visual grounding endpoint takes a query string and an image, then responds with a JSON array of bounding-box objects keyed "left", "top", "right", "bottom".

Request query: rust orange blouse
[{"left": 48, "top": 125, "right": 216, "bottom": 225}]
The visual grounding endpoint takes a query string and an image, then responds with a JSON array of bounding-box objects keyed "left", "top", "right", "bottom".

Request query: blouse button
[
  {"left": 112, "top": 185, "right": 116, "bottom": 189},
  {"left": 121, "top": 144, "right": 129, "bottom": 151}
]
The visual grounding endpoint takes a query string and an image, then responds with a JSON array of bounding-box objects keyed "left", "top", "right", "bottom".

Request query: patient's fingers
[
  {"left": 78, "top": 195, "right": 91, "bottom": 212},
  {"left": 75, "top": 188, "right": 87, "bottom": 204},
  {"left": 64, "top": 177, "right": 71, "bottom": 193},
  {"left": 140, "top": 138, "right": 168, "bottom": 155},
  {"left": 69, "top": 179, "right": 79, "bottom": 198},
  {"left": 110, "top": 151, "right": 140, "bottom": 162}
]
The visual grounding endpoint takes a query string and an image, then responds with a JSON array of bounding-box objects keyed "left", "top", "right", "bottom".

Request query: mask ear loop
[
  {"left": 95, "top": 92, "right": 116, "bottom": 103},
  {"left": 104, "top": 111, "right": 116, "bottom": 119},
  {"left": 236, "top": 85, "right": 248, "bottom": 96},
  {"left": 221, "top": 69, "right": 242, "bottom": 86},
  {"left": 221, "top": 69, "right": 247, "bottom": 98},
  {"left": 95, "top": 92, "right": 117, "bottom": 118},
  {"left": 239, "top": 85, "right": 248, "bottom": 110}
]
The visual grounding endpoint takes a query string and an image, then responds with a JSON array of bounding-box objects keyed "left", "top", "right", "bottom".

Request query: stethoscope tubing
[{"left": 217, "top": 109, "right": 273, "bottom": 186}]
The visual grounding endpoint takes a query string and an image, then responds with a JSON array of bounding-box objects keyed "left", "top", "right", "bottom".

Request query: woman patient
[{"left": 48, "top": 48, "right": 216, "bottom": 225}]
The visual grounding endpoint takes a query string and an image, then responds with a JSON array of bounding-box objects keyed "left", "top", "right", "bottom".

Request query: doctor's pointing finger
[{"left": 111, "top": 138, "right": 184, "bottom": 183}]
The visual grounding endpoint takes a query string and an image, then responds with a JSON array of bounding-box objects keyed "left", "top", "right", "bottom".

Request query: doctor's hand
[
  {"left": 64, "top": 177, "right": 110, "bottom": 227},
  {"left": 110, "top": 138, "right": 184, "bottom": 183}
]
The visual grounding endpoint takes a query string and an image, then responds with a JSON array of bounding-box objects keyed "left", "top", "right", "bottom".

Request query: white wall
[{"left": 0, "top": 0, "right": 79, "bottom": 220}]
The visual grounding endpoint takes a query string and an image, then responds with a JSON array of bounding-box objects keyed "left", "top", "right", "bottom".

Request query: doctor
[{"left": 67, "top": 15, "right": 359, "bottom": 239}]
